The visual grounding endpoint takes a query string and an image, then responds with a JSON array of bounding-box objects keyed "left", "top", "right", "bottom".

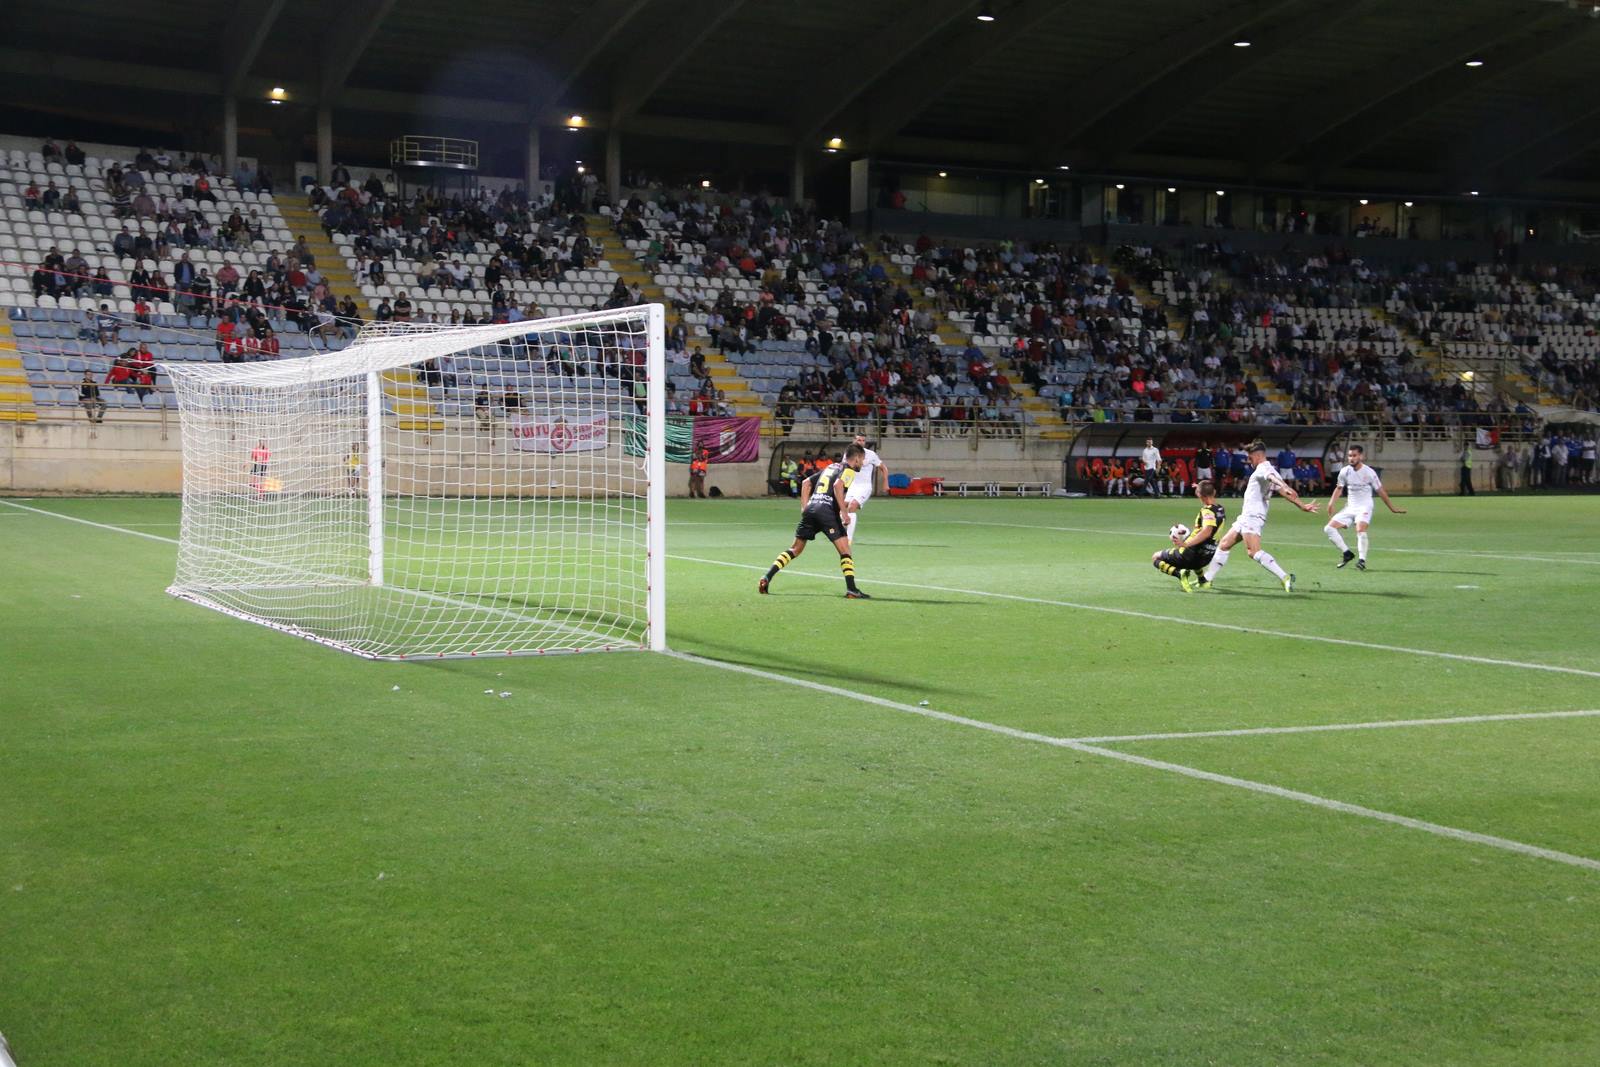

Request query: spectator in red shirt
[{"left": 215, "top": 318, "right": 236, "bottom": 357}]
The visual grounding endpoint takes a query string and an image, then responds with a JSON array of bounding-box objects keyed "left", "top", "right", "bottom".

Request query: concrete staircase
[
  {"left": 586, "top": 215, "right": 766, "bottom": 418},
  {"left": 1161, "top": 260, "right": 1297, "bottom": 413},
  {"left": 0, "top": 317, "right": 35, "bottom": 422},
  {"left": 275, "top": 202, "right": 364, "bottom": 308},
  {"left": 865, "top": 244, "right": 1071, "bottom": 439},
  {"left": 278, "top": 201, "right": 442, "bottom": 430},
  {"left": 1371, "top": 305, "right": 1542, "bottom": 406}
]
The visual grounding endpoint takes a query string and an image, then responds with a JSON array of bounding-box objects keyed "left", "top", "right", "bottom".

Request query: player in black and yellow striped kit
[
  {"left": 760, "top": 444, "right": 870, "bottom": 599},
  {"left": 1151, "top": 479, "right": 1225, "bottom": 591}
]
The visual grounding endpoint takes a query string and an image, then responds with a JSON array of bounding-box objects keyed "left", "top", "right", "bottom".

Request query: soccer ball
[{"left": 1169, "top": 524, "right": 1190, "bottom": 543}]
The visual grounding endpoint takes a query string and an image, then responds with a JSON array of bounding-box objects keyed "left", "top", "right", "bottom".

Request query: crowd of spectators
[
  {"left": 1126, "top": 243, "right": 1529, "bottom": 430},
  {"left": 605, "top": 191, "right": 1042, "bottom": 433},
  {"left": 1384, "top": 261, "right": 1600, "bottom": 413},
  {"left": 22, "top": 139, "right": 345, "bottom": 356},
  {"left": 312, "top": 174, "right": 615, "bottom": 328}
]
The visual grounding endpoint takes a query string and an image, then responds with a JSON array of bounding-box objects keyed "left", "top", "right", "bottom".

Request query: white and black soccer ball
[{"left": 1169, "top": 523, "right": 1190, "bottom": 543}]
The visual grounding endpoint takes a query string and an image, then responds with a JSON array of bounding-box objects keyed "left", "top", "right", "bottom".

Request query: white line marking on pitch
[
  {"left": 7, "top": 501, "right": 1596, "bottom": 681},
  {"left": 667, "top": 651, "right": 1600, "bottom": 874},
  {"left": 674, "top": 553, "right": 1600, "bottom": 680},
  {"left": 872, "top": 517, "right": 1600, "bottom": 567},
  {"left": 1071, "top": 707, "right": 1600, "bottom": 743},
  {"left": 10, "top": 499, "right": 1595, "bottom": 873},
  {"left": 0, "top": 499, "right": 181, "bottom": 543}
]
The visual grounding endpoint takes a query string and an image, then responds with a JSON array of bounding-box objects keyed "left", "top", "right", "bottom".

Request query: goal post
[{"left": 161, "top": 305, "right": 668, "bottom": 660}]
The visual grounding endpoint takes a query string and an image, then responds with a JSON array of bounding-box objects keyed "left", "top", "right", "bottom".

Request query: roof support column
[
  {"left": 606, "top": 128, "right": 622, "bottom": 208},
  {"left": 222, "top": 95, "right": 239, "bottom": 179},
  {"left": 525, "top": 124, "right": 542, "bottom": 198},
  {"left": 316, "top": 106, "right": 333, "bottom": 186},
  {"left": 790, "top": 146, "right": 806, "bottom": 206}
]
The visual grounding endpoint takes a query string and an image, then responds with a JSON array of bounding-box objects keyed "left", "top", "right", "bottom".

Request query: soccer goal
[{"left": 161, "top": 306, "right": 666, "bottom": 659}]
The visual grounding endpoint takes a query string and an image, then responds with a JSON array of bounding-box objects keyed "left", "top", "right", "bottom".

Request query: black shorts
[
  {"left": 251, "top": 463, "right": 267, "bottom": 477},
  {"left": 1159, "top": 544, "right": 1214, "bottom": 570},
  {"left": 795, "top": 506, "right": 846, "bottom": 544}
]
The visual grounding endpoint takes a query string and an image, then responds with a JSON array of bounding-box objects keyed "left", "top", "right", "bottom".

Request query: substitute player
[
  {"left": 1148, "top": 480, "right": 1224, "bottom": 589},
  {"left": 1324, "top": 444, "right": 1406, "bottom": 570},
  {"left": 1196, "top": 440, "right": 1320, "bottom": 592},
  {"left": 760, "top": 444, "right": 870, "bottom": 599},
  {"left": 842, "top": 433, "right": 887, "bottom": 544}
]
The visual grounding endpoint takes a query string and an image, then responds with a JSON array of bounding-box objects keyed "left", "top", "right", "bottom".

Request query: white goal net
[{"left": 161, "top": 305, "right": 666, "bottom": 659}]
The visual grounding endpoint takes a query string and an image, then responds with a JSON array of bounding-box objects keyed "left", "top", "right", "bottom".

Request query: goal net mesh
[{"left": 161, "top": 307, "right": 665, "bottom": 659}]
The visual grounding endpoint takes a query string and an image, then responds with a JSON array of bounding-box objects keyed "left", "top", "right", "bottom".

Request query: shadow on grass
[
  {"left": 759, "top": 589, "right": 969, "bottom": 605},
  {"left": 676, "top": 636, "right": 986, "bottom": 700}
]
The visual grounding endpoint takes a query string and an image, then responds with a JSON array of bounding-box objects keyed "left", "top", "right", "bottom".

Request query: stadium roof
[{"left": 6, "top": 0, "right": 1600, "bottom": 196}]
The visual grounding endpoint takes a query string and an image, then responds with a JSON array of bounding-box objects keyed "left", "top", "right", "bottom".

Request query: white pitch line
[
  {"left": 668, "top": 650, "right": 1600, "bottom": 874},
  {"left": 871, "top": 516, "right": 1600, "bottom": 567},
  {"left": 11, "top": 498, "right": 1597, "bottom": 873},
  {"left": 0, "top": 500, "right": 621, "bottom": 654},
  {"left": 9, "top": 500, "right": 1598, "bottom": 681},
  {"left": 0, "top": 499, "right": 182, "bottom": 543},
  {"left": 675, "top": 553, "right": 1600, "bottom": 679},
  {"left": 1072, "top": 707, "right": 1600, "bottom": 743}
]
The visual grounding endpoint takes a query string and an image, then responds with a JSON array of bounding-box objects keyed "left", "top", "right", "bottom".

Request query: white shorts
[
  {"left": 1230, "top": 512, "right": 1266, "bottom": 538},
  {"left": 1331, "top": 505, "right": 1373, "bottom": 528},
  {"left": 1196, "top": 466, "right": 1213, "bottom": 481},
  {"left": 845, "top": 488, "right": 871, "bottom": 513}
]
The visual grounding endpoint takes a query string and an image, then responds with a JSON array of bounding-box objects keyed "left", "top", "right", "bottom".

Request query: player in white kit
[
  {"left": 1194, "top": 440, "right": 1321, "bottom": 593},
  {"left": 1323, "top": 444, "right": 1406, "bottom": 570},
  {"left": 842, "top": 433, "right": 887, "bottom": 544}
]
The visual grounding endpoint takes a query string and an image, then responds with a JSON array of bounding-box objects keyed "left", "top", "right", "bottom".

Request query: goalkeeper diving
[{"left": 1151, "top": 479, "right": 1224, "bottom": 590}]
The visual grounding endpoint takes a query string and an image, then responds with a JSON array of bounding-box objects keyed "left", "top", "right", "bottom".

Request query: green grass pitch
[{"left": 3, "top": 492, "right": 1599, "bottom": 1065}]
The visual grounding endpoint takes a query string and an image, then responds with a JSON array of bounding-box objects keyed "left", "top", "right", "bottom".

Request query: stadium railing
[{"left": 7, "top": 378, "right": 1539, "bottom": 447}]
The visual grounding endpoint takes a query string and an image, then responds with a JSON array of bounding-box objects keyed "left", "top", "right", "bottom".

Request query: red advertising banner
[{"left": 691, "top": 416, "right": 761, "bottom": 463}]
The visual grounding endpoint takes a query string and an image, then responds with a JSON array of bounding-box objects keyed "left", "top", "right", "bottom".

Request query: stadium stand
[{"left": 0, "top": 140, "right": 356, "bottom": 419}]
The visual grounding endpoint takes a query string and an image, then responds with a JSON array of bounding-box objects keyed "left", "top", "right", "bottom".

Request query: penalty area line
[
  {"left": 667, "top": 650, "right": 1600, "bottom": 875},
  {"left": 672, "top": 553, "right": 1600, "bottom": 680}
]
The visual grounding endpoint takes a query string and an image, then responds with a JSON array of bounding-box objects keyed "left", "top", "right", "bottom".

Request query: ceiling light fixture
[
  {"left": 1358, "top": 198, "right": 1369, "bottom": 205},
  {"left": 567, "top": 114, "right": 584, "bottom": 128},
  {"left": 1233, "top": 40, "right": 1251, "bottom": 47},
  {"left": 701, "top": 179, "right": 711, "bottom": 188},
  {"left": 1058, "top": 164, "right": 1071, "bottom": 171},
  {"left": 1215, "top": 190, "right": 1226, "bottom": 197},
  {"left": 1167, "top": 186, "right": 1176, "bottom": 193},
  {"left": 976, "top": 1, "right": 996, "bottom": 21},
  {"left": 1403, "top": 201, "right": 1414, "bottom": 207},
  {"left": 826, "top": 136, "right": 843, "bottom": 149},
  {"left": 1115, "top": 183, "right": 1125, "bottom": 190},
  {"left": 1465, "top": 59, "right": 1484, "bottom": 67},
  {"left": 1468, "top": 190, "right": 1480, "bottom": 196},
  {"left": 938, "top": 171, "right": 948, "bottom": 178},
  {"left": 1034, "top": 178, "right": 1045, "bottom": 184}
]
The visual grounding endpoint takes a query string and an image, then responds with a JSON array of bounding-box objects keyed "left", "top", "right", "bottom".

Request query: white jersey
[
  {"left": 846, "top": 448, "right": 882, "bottom": 503},
  {"left": 1141, "top": 446, "right": 1161, "bottom": 472},
  {"left": 1337, "top": 463, "right": 1383, "bottom": 510},
  {"left": 1241, "top": 459, "right": 1287, "bottom": 521}
]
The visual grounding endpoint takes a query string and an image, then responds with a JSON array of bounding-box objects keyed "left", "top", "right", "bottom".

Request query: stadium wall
[{"left": 0, "top": 422, "right": 1499, "bottom": 497}]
